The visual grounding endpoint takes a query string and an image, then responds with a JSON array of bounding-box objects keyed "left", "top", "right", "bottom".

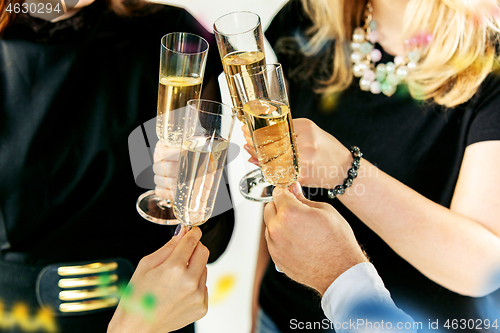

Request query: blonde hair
[{"left": 299, "top": 0, "right": 500, "bottom": 107}]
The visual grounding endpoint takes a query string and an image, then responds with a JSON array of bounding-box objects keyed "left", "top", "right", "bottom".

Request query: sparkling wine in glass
[
  {"left": 213, "top": 11, "right": 266, "bottom": 123},
  {"left": 136, "top": 32, "right": 209, "bottom": 225},
  {"left": 221, "top": 50, "right": 265, "bottom": 122},
  {"left": 213, "top": 11, "right": 275, "bottom": 202},
  {"left": 234, "top": 64, "right": 300, "bottom": 190},
  {"left": 173, "top": 100, "right": 236, "bottom": 227}
]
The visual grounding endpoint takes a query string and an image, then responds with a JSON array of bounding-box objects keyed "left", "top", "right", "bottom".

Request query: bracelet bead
[{"left": 327, "top": 146, "right": 362, "bottom": 199}]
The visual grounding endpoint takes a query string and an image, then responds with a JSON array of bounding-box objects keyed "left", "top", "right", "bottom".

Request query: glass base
[
  {"left": 136, "top": 190, "right": 180, "bottom": 225},
  {"left": 239, "top": 169, "right": 275, "bottom": 203}
]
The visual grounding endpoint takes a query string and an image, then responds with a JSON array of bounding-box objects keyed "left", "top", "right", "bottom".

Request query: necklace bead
[
  {"left": 370, "top": 81, "right": 381, "bottom": 94},
  {"left": 396, "top": 66, "right": 409, "bottom": 79},
  {"left": 408, "top": 50, "right": 421, "bottom": 63},
  {"left": 385, "top": 62, "right": 396, "bottom": 73},
  {"left": 386, "top": 73, "right": 400, "bottom": 86},
  {"left": 370, "top": 49, "right": 382, "bottom": 62},
  {"left": 350, "top": 51, "right": 363, "bottom": 63},
  {"left": 351, "top": 42, "right": 361, "bottom": 51},
  {"left": 360, "top": 42, "right": 374, "bottom": 54},
  {"left": 360, "top": 78, "right": 372, "bottom": 91},
  {"left": 394, "top": 55, "right": 406, "bottom": 66},
  {"left": 368, "top": 31, "right": 379, "bottom": 43},
  {"left": 362, "top": 70, "right": 376, "bottom": 81},
  {"left": 381, "top": 81, "right": 397, "bottom": 96}
]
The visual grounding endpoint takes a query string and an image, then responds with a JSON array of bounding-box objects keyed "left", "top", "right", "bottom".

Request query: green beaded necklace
[{"left": 350, "top": 1, "right": 422, "bottom": 96}]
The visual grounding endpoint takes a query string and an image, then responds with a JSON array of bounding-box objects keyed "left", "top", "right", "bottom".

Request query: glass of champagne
[
  {"left": 173, "top": 100, "right": 236, "bottom": 227},
  {"left": 136, "top": 32, "right": 209, "bottom": 225},
  {"left": 234, "top": 64, "right": 300, "bottom": 190},
  {"left": 213, "top": 11, "right": 274, "bottom": 202}
]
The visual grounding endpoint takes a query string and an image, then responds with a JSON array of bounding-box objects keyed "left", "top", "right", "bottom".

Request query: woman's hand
[
  {"left": 108, "top": 227, "right": 210, "bottom": 333},
  {"left": 153, "top": 141, "right": 181, "bottom": 201},
  {"left": 242, "top": 118, "right": 352, "bottom": 189}
]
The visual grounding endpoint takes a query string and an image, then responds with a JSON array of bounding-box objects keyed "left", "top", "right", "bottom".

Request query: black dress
[
  {"left": 0, "top": 2, "right": 232, "bottom": 332},
  {"left": 260, "top": 0, "right": 500, "bottom": 332}
]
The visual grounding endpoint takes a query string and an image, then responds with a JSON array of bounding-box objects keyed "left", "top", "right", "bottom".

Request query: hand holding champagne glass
[
  {"left": 173, "top": 100, "right": 236, "bottom": 227},
  {"left": 234, "top": 64, "right": 300, "bottom": 189},
  {"left": 137, "top": 32, "right": 209, "bottom": 225}
]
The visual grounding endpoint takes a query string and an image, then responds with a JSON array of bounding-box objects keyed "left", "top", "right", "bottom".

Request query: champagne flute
[
  {"left": 173, "top": 100, "right": 236, "bottom": 227},
  {"left": 136, "top": 32, "right": 209, "bottom": 225},
  {"left": 234, "top": 64, "right": 300, "bottom": 191},
  {"left": 213, "top": 11, "right": 266, "bottom": 123},
  {"left": 213, "top": 11, "right": 274, "bottom": 203}
]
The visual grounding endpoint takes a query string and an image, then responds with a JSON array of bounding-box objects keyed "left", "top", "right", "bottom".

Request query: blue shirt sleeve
[{"left": 321, "top": 262, "right": 418, "bottom": 332}]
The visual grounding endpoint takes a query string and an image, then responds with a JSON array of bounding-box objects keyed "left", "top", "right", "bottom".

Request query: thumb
[
  {"left": 272, "top": 184, "right": 317, "bottom": 213},
  {"left": 145, "top": 225, "right": 188, "bottom": 269},
  {"left": 287, "top": 182, "right": 328, "bottom": 209},
  {"left": 271, "top": 186, "right": 302, "bottom": 211}
]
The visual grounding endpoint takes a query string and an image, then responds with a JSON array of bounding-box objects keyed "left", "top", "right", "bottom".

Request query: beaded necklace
[{"left": 350, "top": 1, "right": 424, "bottom": 96}]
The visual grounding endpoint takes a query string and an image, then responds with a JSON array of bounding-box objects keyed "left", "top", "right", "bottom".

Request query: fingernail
[
  {"left": 174, "top": 224, "right": 182, "bottom": 236},
  {"left": 244, "top": 144, "right": 250, "bottom": 151},
  {"left": 290, "top": 182, "right": 302, "bottom": 197}
]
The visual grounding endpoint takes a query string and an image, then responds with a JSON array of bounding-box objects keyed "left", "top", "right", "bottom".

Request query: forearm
[{"left": 338, "top": 159, "right": 500, "bottom": 296}]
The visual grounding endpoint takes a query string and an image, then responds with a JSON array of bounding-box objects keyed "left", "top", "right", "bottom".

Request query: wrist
[
  {"left": 107, "top": 311, "right": 133, "bottom": 333},
  {"left": 316, "top": 253, "right": 369, "bottom": 296}
]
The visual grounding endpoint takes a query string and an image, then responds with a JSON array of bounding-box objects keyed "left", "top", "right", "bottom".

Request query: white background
[{"left": 151, "top": 0, "right": 288, "bottom": 332}]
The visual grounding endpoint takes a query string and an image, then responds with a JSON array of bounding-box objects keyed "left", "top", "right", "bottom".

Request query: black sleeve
[
  {"left": 467, "top": 72, "right": 500, "bottom": 146},
  {"left": 265, "top": 0, "right": 308, "bottom": 48},
  {"left": 265, "top": 0, "right": 305, "bottom": 70},
  {"left": 199, "top": 207, "right": 234, "bottom": 263}
]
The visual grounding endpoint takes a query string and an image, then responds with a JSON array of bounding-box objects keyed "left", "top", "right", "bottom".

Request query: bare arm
[{"left": 337, "top": 140, "right": 500, "bottom": 297}]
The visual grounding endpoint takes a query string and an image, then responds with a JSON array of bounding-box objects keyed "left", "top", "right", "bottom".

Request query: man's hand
[{"left": 263, "top": 183, "right": 368, "bottom": 295}]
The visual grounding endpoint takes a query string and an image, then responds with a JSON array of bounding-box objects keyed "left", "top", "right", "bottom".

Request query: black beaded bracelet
[{"left": 327, "top": 146, "right": 362, "bottom": 199}]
